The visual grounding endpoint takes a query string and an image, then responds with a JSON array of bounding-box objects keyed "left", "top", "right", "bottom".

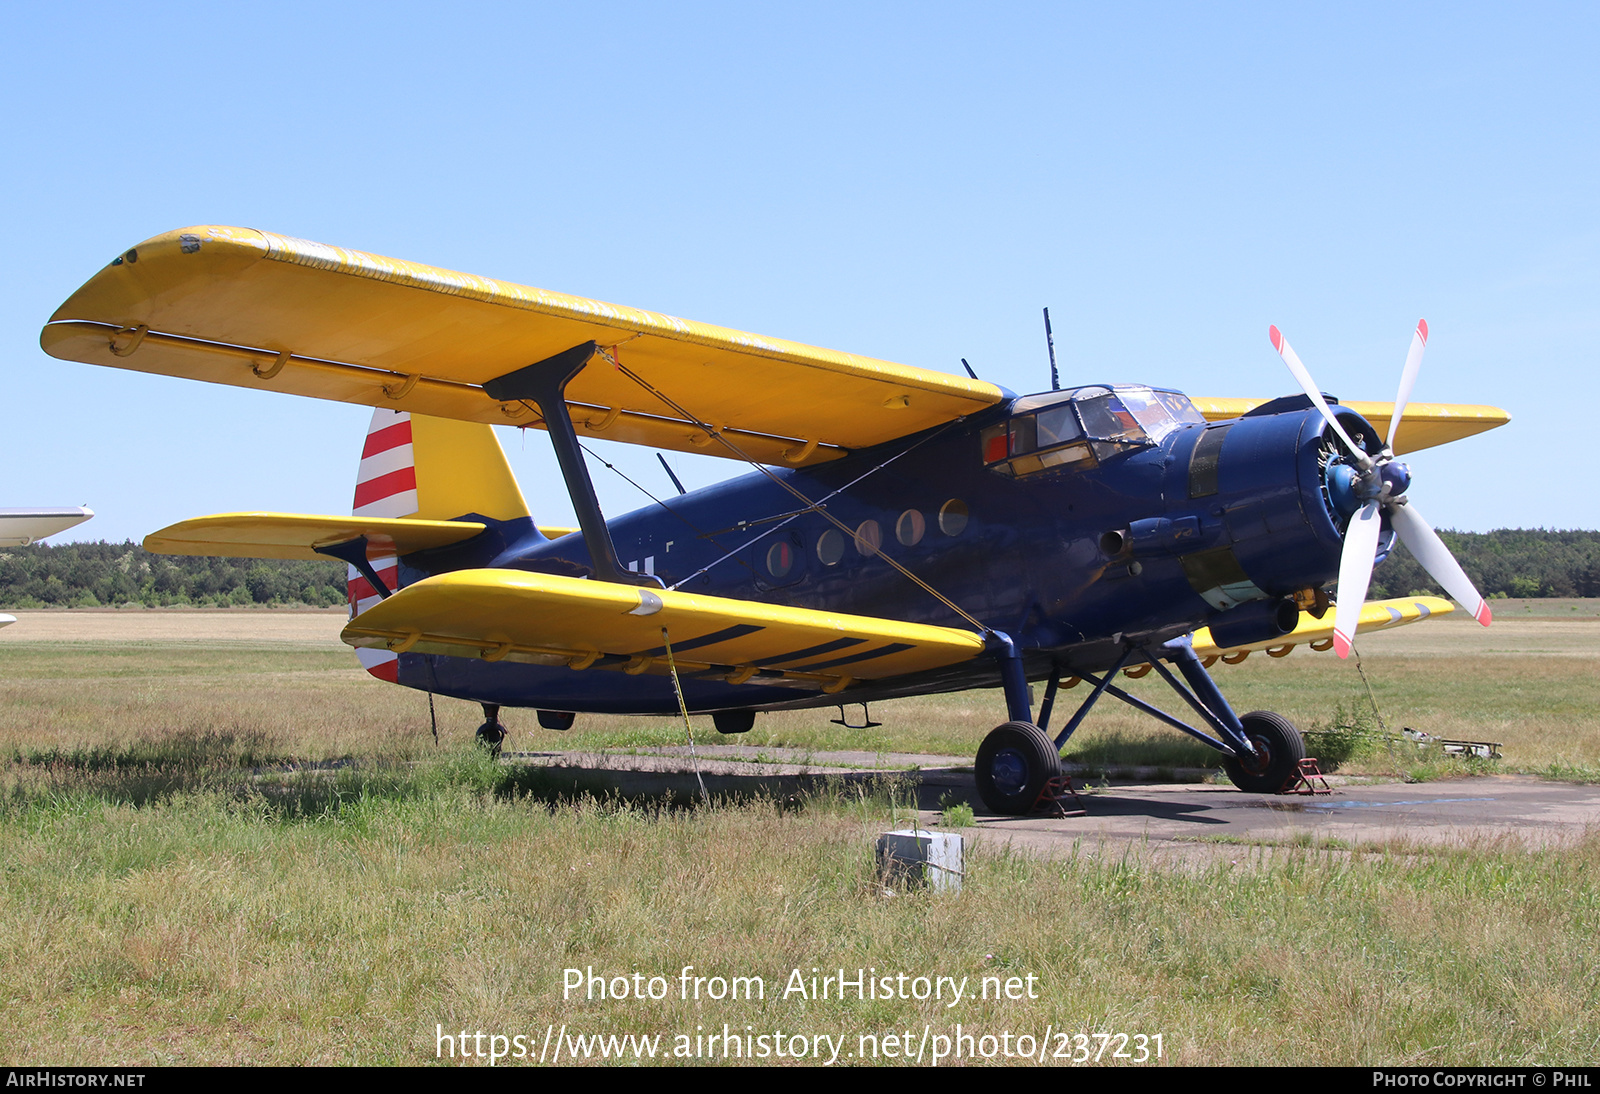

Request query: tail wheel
[
  {"left": 975, "top": 721, "right": 1062, "bottom": 816},
  {"left": 475, "top": 720, "right": 507, "bottom": 759},
  {"left": 1223, "top": 711, "right": 1306, "bottom": 793}
]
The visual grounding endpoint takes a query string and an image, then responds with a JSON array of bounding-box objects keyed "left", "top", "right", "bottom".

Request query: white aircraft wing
[{"left": 0, "top": 507, "right": 94, "bottom": 547}]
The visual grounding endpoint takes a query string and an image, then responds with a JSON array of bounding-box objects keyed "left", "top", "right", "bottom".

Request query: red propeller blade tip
[
  {"left": 1475, "top": 601, "right": 1492, "bottom": 626},
  {"left": 1269, "top": 325, "right": 1283, "bottom": 352},
  {"left": 1416, "top": 318, "right": 1428, "bottom": 344},
  {"left": 1333, "top": 630, "right": 1353, "bottom": 659}
]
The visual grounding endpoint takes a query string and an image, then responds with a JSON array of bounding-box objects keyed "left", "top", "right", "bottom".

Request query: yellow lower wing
[
  {"left": 341, "top": 569, "right": 985, "bottom": 691},
  {"left": 144, "top": 512, "right": 488, "bottom": 561},
  {"left": 1192, "top": 596, "right": 1454, "bottom": 662}
]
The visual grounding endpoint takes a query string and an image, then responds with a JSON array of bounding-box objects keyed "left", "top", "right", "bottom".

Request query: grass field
[
  {"left": 1, "top": 605, "right": 1598, "bottom": 1065},
  {"left": 5, "top": 604, "right": 1596, "bottom": 779}
]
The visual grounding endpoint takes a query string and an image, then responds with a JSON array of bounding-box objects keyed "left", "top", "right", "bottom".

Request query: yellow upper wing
[
  {"left": 42, "top": 226, "right": 1004, "bottom": 467},
  {"left": 341, "top": 568, "right": 985, "bottom": 690},
  {"left": 1189, "top": 397, "right": 1508, "bottom": 455}
]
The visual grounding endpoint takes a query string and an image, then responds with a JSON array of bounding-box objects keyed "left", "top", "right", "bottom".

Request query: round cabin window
[
  {"left": 816, "top": 529, "right": 845, "bottom": 566},
  {"left": 766, "top": 540, "right": 794, "bottom": 578},
  {"left": 939, "top": 499, "right": 969, "bottom": 536},
  {"left": 896, "top": 509, "right": 926, "bottom": 546},
  {"left": 854, "top": 520, "right": 883, "bottom": 557}
]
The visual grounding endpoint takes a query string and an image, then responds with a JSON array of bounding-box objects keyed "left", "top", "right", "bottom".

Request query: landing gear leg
[
  {"left": 475, "top": 703, "right": 507, "bottom": 758},
  {"left": 1052, "top": 640, "right": 1308, "bottom": 795}
]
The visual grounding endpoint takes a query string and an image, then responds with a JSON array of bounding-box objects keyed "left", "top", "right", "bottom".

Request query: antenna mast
[{"left": 1043, "top": 307, "right": 1060, "bottom": 391}]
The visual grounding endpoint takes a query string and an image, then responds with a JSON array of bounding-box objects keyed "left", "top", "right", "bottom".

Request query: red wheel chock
[
  {"left": 1034, "top": 774, "right": 1088, "bottom": 817},
  {"left": 1281, "top": 758, "right": 1331, "bottom": 795}
]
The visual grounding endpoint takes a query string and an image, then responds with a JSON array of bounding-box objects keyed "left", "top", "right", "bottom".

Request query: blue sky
[{"left": 5, "top": 3, "right": 1596, "bottom": 542}]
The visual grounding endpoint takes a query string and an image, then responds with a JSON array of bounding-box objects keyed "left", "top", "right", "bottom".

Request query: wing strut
[{"left": 485, "top": 343, "right": 661, "bottom": 588}]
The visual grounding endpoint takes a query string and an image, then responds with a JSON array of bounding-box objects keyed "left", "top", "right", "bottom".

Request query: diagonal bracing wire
[{"left": 595, "top": 345, "right": 989, "bottom": 634}]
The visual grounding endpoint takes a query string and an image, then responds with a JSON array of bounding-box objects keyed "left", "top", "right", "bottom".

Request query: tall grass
[
  {"left": 2, "top": 754, "right": 1598, "bottom": 1065},
  {"left": 0, "top": 615, "right": 1596, "bottom": 1065}
]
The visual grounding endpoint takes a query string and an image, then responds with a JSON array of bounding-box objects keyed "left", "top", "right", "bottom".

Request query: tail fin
[
  {"left": 354, "top": 410, "right": 528, "bottom": 523},
  {"left": 350, "top": 409, "right": 528, "bottom": 681}
]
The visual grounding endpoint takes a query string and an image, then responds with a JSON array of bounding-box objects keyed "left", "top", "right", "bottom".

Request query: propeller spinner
[{"left": 1269, "top": 321, "right": 1492, "bottom": 658}]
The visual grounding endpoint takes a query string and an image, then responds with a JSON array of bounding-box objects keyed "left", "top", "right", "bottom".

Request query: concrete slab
[
  {"left": 969, "top": 775, "right": 1600, "bottom": 862},
  {"left": 508, "top": 747, "right": 1600, "bottom": 860}
]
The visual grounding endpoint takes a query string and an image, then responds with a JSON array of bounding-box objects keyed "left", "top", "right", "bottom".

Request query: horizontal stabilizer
[
  {"left": 1192, "top": 595, "right": 1454, "bottom": 661},
  {"left": 341, "top": 569, "right": 986, "bottom": 690},
  {"left": 144, "top": 512, "right": 487, "bottom": 561}
]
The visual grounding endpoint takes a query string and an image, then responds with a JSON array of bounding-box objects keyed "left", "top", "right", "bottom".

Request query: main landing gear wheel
[
  {"left": 975, "top": 721, "right": 1062, "bottom": 816},
  {"left": 475, "top": 703, "right": 507, "bottom": 758},
  {"left": 1223, "top": 711, "right": 1306, "bottom": 793}
]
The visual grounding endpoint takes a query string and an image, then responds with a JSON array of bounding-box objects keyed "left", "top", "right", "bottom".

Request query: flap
[
  {"left": 143, "top": 512, "right": 488, "bottom": 561},
  {"left": 340, "top": 568, "right": 986, "bottom": 689}
]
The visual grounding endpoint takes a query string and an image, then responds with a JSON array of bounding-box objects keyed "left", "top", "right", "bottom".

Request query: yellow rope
[{"left": 661, "top": 626, "right": 710, "bottom": 803}]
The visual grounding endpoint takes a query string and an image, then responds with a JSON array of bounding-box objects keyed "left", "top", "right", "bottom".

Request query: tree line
[
  {"left": 1, "top": 528, "right": 1596, "bottom": 609},
  {"left": 0, "top": 541, "right": 347, "bottom": 608},
  {"left": 1368, "top": 528, "right": 1600, "bottom": 600}
]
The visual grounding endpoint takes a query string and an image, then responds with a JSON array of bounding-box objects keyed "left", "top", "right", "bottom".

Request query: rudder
[{"left": 349, "top": 410, "right": 528, "bottom": 681}]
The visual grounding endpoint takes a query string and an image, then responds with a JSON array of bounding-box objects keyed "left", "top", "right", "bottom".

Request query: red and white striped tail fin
[
  {"left": 350, "top": 409, "right": 418, "bottom": 682},
  {"left": 354, "top": 411, "right": 419, "bottom": 518}
]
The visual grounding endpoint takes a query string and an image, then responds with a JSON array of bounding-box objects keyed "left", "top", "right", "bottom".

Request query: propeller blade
[
  {"left": 1390, "top": 502, "right": 1492, "bottom": 627},
  {"left": 1333, "top": 499, "right": 1382, "bottom": 658},
  {"left": 1386, "top": 318, "right": 1429, "bottom": 452},
  {"left": 1269, "top": 325, "right": 1372, "bottom": 469}
]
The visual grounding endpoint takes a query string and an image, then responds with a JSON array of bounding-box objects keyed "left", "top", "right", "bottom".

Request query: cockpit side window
[
  {"left": 981, "top": 403, "right": 1093, "bottom": 478},
  {"left": 1035, "top": 406, "right": 1083, "bottom": 447},
  {"left": 1009, "top": 414, "right": 1037, "bottom": 457},
  {"left": 982, "top": 385, "right": 1203, "bottom": 478},
  {"left": 1155, "top": 389, "right": 1207, "bottom": 426},
  {"left": 1076, "top": 393, "right": 1146, "bottom": 444}
]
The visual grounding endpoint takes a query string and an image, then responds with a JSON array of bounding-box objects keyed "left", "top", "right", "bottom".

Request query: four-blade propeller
[{"left": 1268, "top": 321, "right": 1492, "bottom": 658}]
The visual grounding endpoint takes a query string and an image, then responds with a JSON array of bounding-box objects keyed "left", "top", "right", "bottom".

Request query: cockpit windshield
[{"left": 981, "top": 385, "right": 1204, "bottom": 477}]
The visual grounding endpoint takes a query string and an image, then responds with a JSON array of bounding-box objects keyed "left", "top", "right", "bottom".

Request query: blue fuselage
[{"left": 392, "top": 395, "right": 1373, "bottom": 715}]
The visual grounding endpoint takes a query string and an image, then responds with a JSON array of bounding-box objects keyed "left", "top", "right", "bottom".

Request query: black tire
[
  {"left": 1223, "top": 711, "right": 1306, "bottom": 793},
  {"left": 975, "top": 721, "right": 1062, "bottom": 816},
  {"left": 475, "top": 720, "right": 507, "bottom": 758}
]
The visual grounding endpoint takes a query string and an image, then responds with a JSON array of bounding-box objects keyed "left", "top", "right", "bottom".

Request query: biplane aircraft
[{"left": 41, "top": 227, "right": 1509, "bottom": 812}]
